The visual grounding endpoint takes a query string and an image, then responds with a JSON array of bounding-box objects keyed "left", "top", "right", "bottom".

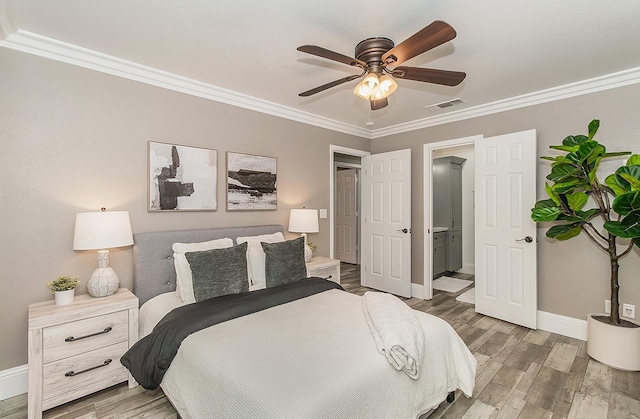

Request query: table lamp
[
  {"left": 288, "top": 208, "right": 319, "bottom": 262},
  {"left": 73, "top": 208, "right": 134, "bottom": 297}
]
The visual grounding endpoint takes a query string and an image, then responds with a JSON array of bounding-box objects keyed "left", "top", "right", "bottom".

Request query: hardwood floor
[{"left": 2, "top": 263, "right": 639, "bottom": 418}]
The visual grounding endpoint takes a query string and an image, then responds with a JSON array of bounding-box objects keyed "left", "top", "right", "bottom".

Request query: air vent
[{"left": 425, "top": 98, "right": 465, "bottom": 111}]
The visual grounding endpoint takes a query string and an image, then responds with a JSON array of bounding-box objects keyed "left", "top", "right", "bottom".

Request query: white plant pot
[
  {"left": 304, "top": 244, "right": 313, "bottom": 263},
  {"left": 54, "top": 289, "right": 75, "bottom": 306},
  {"left": 587, "top": 313, "right": 640, "bottom": 371}
]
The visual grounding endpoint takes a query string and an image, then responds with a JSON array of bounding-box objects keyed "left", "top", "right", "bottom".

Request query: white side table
[
  {"left": 28, "top": 288, "right": 138, "bottom": 419},
  {"left": 306, "top": 256, "right": 341, "bottom": 284}
]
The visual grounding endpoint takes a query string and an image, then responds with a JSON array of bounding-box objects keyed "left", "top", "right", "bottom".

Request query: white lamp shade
[
  {"left": 73, "top": 211, "right": 134, "bottom": 250},
  {"left": 288, "top": 209, "right": 319, "bottom": 233}
]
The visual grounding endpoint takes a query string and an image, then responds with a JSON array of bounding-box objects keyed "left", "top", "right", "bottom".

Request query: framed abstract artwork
[
  {"left": 226, "top": 152, "right": 277, "bottom": 211},
  {"left": 148, "top": 141, "right": 217, "bottom": 211}
]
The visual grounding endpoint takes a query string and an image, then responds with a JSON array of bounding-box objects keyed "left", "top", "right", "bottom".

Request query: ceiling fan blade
[
  {"left": 392, "top": 67, "right": 466, "bottom": 86},
  {"left": 382, "top": 21, "right": 457, "bottom": 67},
  {"left": 297, "top": 45, "right": 366, "bottom": 68},
  {"left": 370, "top": 97, "right": 388, "bottom": 110},
  {"left": 299, "top": 74, "right": 362, "bottom": 97}
]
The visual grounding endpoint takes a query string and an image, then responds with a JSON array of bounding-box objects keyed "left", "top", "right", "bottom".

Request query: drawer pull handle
[
  {"left": 65, "top": 327, "right": 112, "bottom": 342},
  {"left": 65, "top": 359, "right": 112, "bottom": 377}
]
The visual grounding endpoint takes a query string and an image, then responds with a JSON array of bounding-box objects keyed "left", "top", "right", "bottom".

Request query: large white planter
[
  {"left": 54, "top": 289, "right": 75, "bottom": 306},
  {"left": 587, "top": 313, "right": 640, "bottom": 371}
]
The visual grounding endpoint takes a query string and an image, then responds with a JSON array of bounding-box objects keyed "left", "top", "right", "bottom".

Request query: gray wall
[
  {"left": 0, "top": 48, "right": 370, "bottom": 370},
  {"left": 371, "top": 83, "right": 640, "bottom": 322},
  {"left": 4, "top": 43, "right": 640, "bottom": 371}
]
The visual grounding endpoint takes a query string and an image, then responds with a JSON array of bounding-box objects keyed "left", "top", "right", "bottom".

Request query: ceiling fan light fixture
[
  {"left": 362, "top": 72, "right": 379, "bottom": 88},
  {"left": 353, "top": 72, "right": 398, "bottom": 101},
  {"left": 353, "top": 73, "right": 380, "bottom": 99},
  {"left": 374, "top": 75, "right": 398, "bottom": 99},
  {"left": 298, "top": 21, "right": 463, "bottom": 108}
]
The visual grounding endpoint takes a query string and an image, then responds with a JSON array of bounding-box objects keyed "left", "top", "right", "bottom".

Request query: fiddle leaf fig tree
[{"left": 531, "top": 120, "right": 640, "bottom": 325}]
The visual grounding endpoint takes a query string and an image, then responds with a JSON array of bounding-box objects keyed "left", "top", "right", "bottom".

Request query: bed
[{"left": 124, "top": 225, "right": 477, "bottom": 418}]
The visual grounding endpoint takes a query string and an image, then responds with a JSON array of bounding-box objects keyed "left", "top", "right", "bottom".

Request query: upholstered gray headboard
[{"left": 133, "top": 224, "right": 283, "bottom": 305}]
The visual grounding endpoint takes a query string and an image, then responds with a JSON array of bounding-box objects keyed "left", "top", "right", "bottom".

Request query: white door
[
  {"left": 336, "top": 169, "right": 358, "bottom": 264},
  {"left": 475, "top": 130, "right": 538, "bottom": 329},
  {"left": 362, "top": 149, "right": 412, "bottom": 298}
]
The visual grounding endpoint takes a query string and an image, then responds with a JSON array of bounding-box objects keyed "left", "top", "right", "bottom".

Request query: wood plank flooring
[{"left": 2, "top": 263, "right": 639, "bottom": 418}]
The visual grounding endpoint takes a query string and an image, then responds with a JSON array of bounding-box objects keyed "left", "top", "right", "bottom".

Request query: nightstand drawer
[
  {"left": 43, "top": 341, "right": 129, "bottom": 407},
  {"left": 43, "top": 310, "right": 129, "bottom": 363}
]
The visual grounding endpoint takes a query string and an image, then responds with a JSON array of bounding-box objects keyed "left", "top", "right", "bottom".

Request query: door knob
[
  {"left": 397, "top": 228, "right": 409, "bottom": 233},
  {"left": 516, "top": 236, "right": 533, "bottom": 243}
]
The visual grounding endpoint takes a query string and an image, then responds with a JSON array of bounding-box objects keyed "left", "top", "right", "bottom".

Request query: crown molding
[
  {"left": 2, "top": 25, "right": 639, "bottom": 141},
  {"left": 371, "top": 67, "right": 640, "bottom": 139},
  {"left": 0, "top": 0, "right": 17, "bottom": 40},
  {"left": 0, "top": 29, "right": 372, "bottom": 139}
]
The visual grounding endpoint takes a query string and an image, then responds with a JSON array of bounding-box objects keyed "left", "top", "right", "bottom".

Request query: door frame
[
  {"left": 329, "top": 145, "right": 369, "bottom": 262},
  {"left": 423, "top": 135, "right": 482, "bottom": 299}
]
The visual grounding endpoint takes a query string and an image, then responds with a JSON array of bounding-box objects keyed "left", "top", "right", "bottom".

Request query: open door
[
  {"left": 362, "top": 149, "right": 411, "bottom": 298},
  {"left": 475, "top": 130, "right": 538, "bottom": 329}
]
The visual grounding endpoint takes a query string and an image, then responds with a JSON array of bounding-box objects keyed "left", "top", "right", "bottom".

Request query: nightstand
[
  {"left": 306, "top": 256, "right": 341, "bottom": 284},
  {"left": 28, "top": 288, "right": 138, "bottom": 419}
]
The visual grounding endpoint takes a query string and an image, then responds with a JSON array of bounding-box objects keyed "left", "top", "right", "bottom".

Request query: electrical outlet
[
  {"left": 605, "top": 300, "right": 611, "bottom": 314},
  {"left": 623, "top": 303, "right": 636, "bottom": 319}
]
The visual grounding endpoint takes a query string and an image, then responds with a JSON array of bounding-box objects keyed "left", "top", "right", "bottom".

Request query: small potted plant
[
  {"left": 531, "top": 119, "right": 640, "bottom": 370},
  {"left": 48, "top": 275, "right": 80, "bottom": 306},
  {"left": 307, "top": 241, "right": 320, "bottom": 255}
]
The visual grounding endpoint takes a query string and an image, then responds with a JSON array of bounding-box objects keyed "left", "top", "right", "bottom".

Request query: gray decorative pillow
[
  {"left": 261, "top": 237, "right": 308, "bottom": 287},
  {"left": 185, "top": 242, "right": 249, "bottom": 302}
]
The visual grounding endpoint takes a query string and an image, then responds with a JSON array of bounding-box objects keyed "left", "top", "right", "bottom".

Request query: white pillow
[
  {"left": 172, "top": 238, "right": 234, "bottom": 304},
  {"left": 236, "top": 232, "right": 285, "bottom": 290}
]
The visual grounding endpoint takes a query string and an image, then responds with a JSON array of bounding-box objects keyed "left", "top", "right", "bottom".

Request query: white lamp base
[
  {"left": 87, "top": 249, "right": 120, "bottom": 297},
  {"left": 304, "top": 244, "right": 313, "bottom": 263}
]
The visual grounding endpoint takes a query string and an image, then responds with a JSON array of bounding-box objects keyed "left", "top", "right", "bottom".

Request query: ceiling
[{"left": 2, "top": 0, "right": 640, "bottom": 137}]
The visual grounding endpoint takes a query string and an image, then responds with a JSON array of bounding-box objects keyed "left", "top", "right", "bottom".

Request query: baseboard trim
[
  {"left": 411, "top": 283, "right": 424, "bottom": 299},
  {"left": 0, "top": 364, "right": 27, "bottom": 400},
  {"left": 458, "top": 263, "right": 475, "bottom": 275},
  {"left": 537, "top": 310, "right": 587, "bottom": 341}
]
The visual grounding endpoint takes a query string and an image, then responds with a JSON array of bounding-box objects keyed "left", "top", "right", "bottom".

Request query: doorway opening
[
  {"left": 329, "top": 145, "right": 369, "bottom": 267},
  {"left": 423, "top": 135, "right": 480, "bottom": 300},
  {"left": 335, "top": 165, "right": 360, "bottom": 264},
  {"left": 424, "top": 131, "right": 538, "bottom": 329},
  {"left": 432, "top": 145, "right": 476, "bottom": 274}
]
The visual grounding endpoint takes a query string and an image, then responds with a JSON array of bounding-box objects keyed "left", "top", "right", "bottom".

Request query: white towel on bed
[{"left": 362, "top": 291, "right": 425, "bottom": 379}]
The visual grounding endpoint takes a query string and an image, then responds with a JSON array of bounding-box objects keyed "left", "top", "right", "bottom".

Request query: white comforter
[{"left": 142, "top": 289, "right": 477, "bottom": 419}]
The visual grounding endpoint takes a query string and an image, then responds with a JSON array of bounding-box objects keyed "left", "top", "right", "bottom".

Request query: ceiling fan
[{"left": 297, "top": 21, "right": 466, "bottom": 110}]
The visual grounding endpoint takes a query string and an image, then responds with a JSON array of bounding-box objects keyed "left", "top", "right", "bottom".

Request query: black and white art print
[
  {"left": 226, "top": 152, "right": 277, "bottom": 211},
  {"left": 148, "top": 141, "right": 217, "bottom": 211}
]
